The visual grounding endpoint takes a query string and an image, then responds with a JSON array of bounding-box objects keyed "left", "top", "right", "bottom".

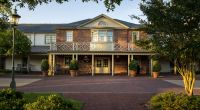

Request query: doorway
[{"left": 95, "top": 57, "right": 110, "bottom": 74}]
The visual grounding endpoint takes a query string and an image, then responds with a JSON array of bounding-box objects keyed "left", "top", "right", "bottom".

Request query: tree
[
  {"left": 0, "top": 29, "right": 31, "bottom": 56},
  {"left": 133, "top": 0, "right": 200, "bottom": 96},
  {"left": 0, "top": 0, "right": 123, "bottom": 30}
]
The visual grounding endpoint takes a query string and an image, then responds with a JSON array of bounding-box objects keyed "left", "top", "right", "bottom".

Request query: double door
[{"left": 95, "top": 57, "right": 110, "bottom": 74}]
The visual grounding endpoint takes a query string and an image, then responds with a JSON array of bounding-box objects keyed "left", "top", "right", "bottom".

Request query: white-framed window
[
  {"left": 45, "top": 34, "right": 56, "bottom": 44},
  {"left": 66, "top": 31, "right": 73, "bottom": 42},
  {"left": 91, "top": 30, "right": 113, "bottom": 42},
  {"left": 132, "top": 31, "right": 140, "bottom": 43}
]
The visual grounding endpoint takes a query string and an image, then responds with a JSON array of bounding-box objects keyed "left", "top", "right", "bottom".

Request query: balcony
[{"left": 49, "top": 42, "right": 146, "bottom": 52}]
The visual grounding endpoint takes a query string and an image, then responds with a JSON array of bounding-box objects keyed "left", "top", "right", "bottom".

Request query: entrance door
[{"left": 95, "top": 57, "right": 110, "bottom": 74}]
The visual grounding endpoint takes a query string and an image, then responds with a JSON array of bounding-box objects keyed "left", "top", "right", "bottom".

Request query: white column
[
  {"left": 112, "top": 54, "right": 114, "bottom": 76},
  {"left": 52, "top": 54, "right": 55, "bottom": 76},
  {"left": 128, "top": 55, "right": 130, "bottom": 76},
  {"left": 149, "top": 56, "right": 153, "bottom": 76},
  {"left": 92, "top": 54, "right": 94, "bottom": 76},
  {"left": 48, "top": 54, "right": 52, "bottom": 76},
  {"left": 131, "top": 55, "right": 133, "bottom": 60},
  {"left": 72, "top": 54, "right": 74, "bottom": 60},
  {"left": 76, "top": 54, "right": 78, "bottom": 60}
]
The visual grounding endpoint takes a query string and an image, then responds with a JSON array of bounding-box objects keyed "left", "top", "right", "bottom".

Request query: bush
[
  {"left": 0, "top": 88, "right": 25, "bottom": 110},
  {"left": 149, "top": 92, "right": 200, "bottom": 110},
  {"left": 152, "top": 60, "right": 161, "bottom": 72},
  {"left": 129, "top": 59, "right": 138, "bottom": 71},
  {"left": 41, "top": 59, "right": 49, "bottom": 71},
  {"left": 24, "top": 94, "right": 77, "bottom": 110},
  {"left": 69, "top": 60, "right": 78, "bottom": 70}
]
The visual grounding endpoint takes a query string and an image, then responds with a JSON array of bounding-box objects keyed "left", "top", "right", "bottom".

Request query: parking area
[{"left": 1, "top": 75, "right": 199, "bottom": 110}]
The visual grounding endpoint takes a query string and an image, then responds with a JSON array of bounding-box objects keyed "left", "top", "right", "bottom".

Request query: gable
[{"left": 79, "top": 15, "right": 129, "bottom": 29}]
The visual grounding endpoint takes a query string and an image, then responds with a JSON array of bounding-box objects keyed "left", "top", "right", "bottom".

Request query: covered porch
[{"left": 48, "top": 52, "right": 153, "bottom": 76}]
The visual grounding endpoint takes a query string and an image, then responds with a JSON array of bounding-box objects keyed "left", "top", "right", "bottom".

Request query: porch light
[{"left": 83, "top": 56, "right": 90, "bottom": 63}]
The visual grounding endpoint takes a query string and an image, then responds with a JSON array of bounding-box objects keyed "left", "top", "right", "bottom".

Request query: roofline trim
[{"left": 78, "top": 14, "right": 129, "bottom": 29}]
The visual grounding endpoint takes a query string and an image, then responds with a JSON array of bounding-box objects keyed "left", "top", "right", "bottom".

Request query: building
[{"left": 2, "top": 14, "right": 172, "bottom": 75}]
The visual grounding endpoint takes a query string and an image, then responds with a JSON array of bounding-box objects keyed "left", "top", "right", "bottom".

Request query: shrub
[
  {"left": 152, "top": 60, "right": 161, "bottom": 72},
  {"left": 69, "top": 60, "right": 78, "bottom": 70},
  {"left": 0, "top": 88, "right": 25, "bottom": 110},
  {"left": 149, "top": 92, "right": 200, "bottom": 110},
  {"left": 129, "top": 59, "right": 138, "bottom": 71},
  {"left": 41, "top": 59, "right": 49, "bottom": 72},
  {"left": 24, "top": 94, "right": 77, "bottom": 110}
]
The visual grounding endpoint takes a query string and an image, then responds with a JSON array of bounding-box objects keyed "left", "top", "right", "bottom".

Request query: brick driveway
[{"left": 12, "top": 75, "right": 188, "bottom": 110}]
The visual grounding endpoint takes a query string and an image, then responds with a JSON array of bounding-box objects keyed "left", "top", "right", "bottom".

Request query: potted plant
[
  {"left": 69, "top": 59, "right": 78, "bottom": 77},
  {"left": 152, "top": 60, "right": 161, "bottom": 78},
  {"left": 129, "top": 59, "right": 138, "bottom": 77},
  {"left": 41, "top": 59, "right": 49, "bottom": 76}
]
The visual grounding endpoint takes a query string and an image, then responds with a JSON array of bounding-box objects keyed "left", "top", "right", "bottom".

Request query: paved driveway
[{"left": 1, "top": 75, "right": 198, "bottom": 110}]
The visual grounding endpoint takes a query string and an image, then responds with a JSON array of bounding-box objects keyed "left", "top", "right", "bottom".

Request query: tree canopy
[
  {"left": 0, "top": 29, "right": 31, "bottom": 56},
  {"left": 134, "top": 0, "right": 200, "bottom": 96},
  {"left": 0, "top": 0, "right": 123, "bottom": 30}
]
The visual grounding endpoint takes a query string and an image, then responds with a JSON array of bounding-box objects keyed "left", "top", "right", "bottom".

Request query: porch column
[
  {"left": 131, "top": 55, "right": 134, "bottom": 60},
  {"left": 48, "top": 54, "right": 53, "bottom": 76},
  {"left": 76, "top": 54, "right": 78, "bottom": 60},
  {"left": 52, "top": 54, "right": 55, "bottom": 76},
  {"left": 92, "top": 54, "right": 94, "bottom": 76},
  {"left": 174, "top": 59, "right": 177, "bottom": 75},
  {"left": 72, "top": 54, "right": 75, "bottom": 60},
  {"left": 112, "top": 54, "right": 114, "bottom": 76},
  {"left": 128, "top": 55, "right": 130, "bottom": 76},
  {"left": 149, "top": 56, "right": 153, "bottom": 76}
]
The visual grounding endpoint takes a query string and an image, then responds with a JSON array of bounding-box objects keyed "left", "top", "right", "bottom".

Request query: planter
[
  {"left": 70, "top": 70, "right": 77, "bottom": 77},
  {"left": 152, "top": 72, "right": 159, "bottom": 78},
  {"left": 129, "top": 70, "right": 137, "bottom": 77}
]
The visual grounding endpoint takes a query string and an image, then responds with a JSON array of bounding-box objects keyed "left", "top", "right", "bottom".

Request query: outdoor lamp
[
  {"left": 10, "top": 7, "right": 20, "bottom": 90},
  {"left": 11, "top": 8, "right": 21, "bottom": 26}
]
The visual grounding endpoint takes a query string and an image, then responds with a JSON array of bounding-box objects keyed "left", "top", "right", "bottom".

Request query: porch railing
[{"left": 50, "top": 42, "right": 142, "bottom": 52}]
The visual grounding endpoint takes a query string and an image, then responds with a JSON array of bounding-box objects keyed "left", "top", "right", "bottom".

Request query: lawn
[{"left": 23, "top": 93, "right": 84, "bottom": 110}]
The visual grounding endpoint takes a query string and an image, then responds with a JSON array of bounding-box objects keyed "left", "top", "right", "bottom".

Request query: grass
[{"left": 23, "top": 93, "right": 84, "bottom": 110}]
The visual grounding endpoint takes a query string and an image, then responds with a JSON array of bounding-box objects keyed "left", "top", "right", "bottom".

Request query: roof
[{"left": 18, "top": 15, "right": 140, "bottom": 33}]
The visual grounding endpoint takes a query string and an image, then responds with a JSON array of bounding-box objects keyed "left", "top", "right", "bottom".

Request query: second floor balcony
[{"left": 49, "top": 42, "right": 148, "bottom": 53}]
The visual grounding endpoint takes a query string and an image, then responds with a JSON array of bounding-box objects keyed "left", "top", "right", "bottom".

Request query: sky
[{"left": 17, "top": 0, "right": 143, "bottom": 24}]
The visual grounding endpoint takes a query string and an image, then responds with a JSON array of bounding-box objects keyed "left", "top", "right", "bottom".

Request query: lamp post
[{"left": 10, "top": 7, "right": 21, "bottom": 90}]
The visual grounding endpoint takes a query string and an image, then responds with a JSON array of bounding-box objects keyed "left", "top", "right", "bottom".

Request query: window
[
  {"left": 132, "top": 31, "right": 139, "bottom": 43},
  {"left": 91, "top": 30, "right": 113, "bottom": 42},
  {"left": 45, "top": 34, "right": 56, "bottom": 44},
  {"left": 66, "top": 31, "right": 73, "bottom": 42}
]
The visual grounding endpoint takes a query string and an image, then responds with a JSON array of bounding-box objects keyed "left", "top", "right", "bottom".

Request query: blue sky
[{"left": 17, "top": 0, "right": 143, "bottom": 24}]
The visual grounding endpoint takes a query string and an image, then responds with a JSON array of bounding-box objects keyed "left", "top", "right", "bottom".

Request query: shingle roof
[{"left": 18, "top": 17, "right": 140, "bottom": 33}]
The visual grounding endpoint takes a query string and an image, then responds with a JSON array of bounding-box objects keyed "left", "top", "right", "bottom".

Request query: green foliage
[
  {"left": 133, "top": 0, "right": 200, "bottom": 96},
  {"left": 24, "top": 94, "right": 79, "bottom": 110},
  {"left": 149, "top": 92, "right": 200, "bottom": 110},
  {"left": 152, "top": 60, "right": 161, "bottom": 72},
  {"left": 41, "top": 59, "right": 49, "bottom": 71},
  {"left": 69, "top": 60, "right": 78, "bottom": 70},
  {"left": 0, "top": 29, "right": 31, "bottom": 56},
  {"left": 0, "top": 0, "right": 123, "bottom": 30},
  {"left": 129, "top": 59, "right": 138, "bottom": 71},
  {"left": 23, "top": 93, "right": 83, "bottom": 110},
  {"left": 0, "top": 88, "right": 25, "bottom": 110}
]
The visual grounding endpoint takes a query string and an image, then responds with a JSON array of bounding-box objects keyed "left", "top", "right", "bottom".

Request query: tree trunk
[{"left": 177, "top": 64, "right": 196, "bottom": 96}]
